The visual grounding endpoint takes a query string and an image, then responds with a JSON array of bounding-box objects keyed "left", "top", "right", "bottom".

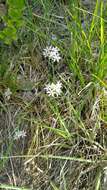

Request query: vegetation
[{"left": 0, "top": 0, "right": 107, "bottom": 189}]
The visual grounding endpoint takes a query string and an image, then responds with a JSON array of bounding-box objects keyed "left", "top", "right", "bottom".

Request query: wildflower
[
  {"left": 44, "top": 81, "right": 62, "bottom": 97},
  {"left": 14, "top": 130, "right": 26, "bottom": 140},
  {"left": 43, "top": 46, "right": 61, "bottom": 62},
  {"left": 4, "top": 88, "right": 12, "bottom": 100}
]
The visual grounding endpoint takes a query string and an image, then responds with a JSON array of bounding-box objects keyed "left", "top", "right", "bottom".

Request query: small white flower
[
  {"left": 4, "top": 88, "right": 12, "bottom": 100},
  {"left": 14, "top": 130, "right": 26, "bottom": 140},
  {"left": 43, "top": 46, "right": 61, "bottom": 62},
  {"left": 44, "top": 81, "right": 62, "bottom": 97}
]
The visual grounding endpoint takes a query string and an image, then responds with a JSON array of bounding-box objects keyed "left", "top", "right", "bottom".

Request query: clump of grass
[{"left": 0, "top": 0, "right": 107, "bottom": 190}]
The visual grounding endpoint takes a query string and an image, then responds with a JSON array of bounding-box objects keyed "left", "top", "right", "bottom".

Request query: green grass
[
  {"left": 0, "top": 184, "right": 30, "bottom": 190},
  {"left": 0, "top": 0, "right": 107, "bottom": 189}
]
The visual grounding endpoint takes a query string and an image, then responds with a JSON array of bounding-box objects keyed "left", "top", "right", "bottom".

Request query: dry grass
[{"left": 0, "top": 0, "right": 107, "bottom": 190}]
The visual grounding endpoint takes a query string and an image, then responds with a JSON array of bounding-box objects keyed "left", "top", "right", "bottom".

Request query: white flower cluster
[
  {"left": 14, "top": 130, "right": 26, "bottom": 140},
  {"left": 44, "top": 81, "right": 62, "bottom": 97},
  {"left": 43, "top": 46, "right": 61, "bottom": 62}
]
